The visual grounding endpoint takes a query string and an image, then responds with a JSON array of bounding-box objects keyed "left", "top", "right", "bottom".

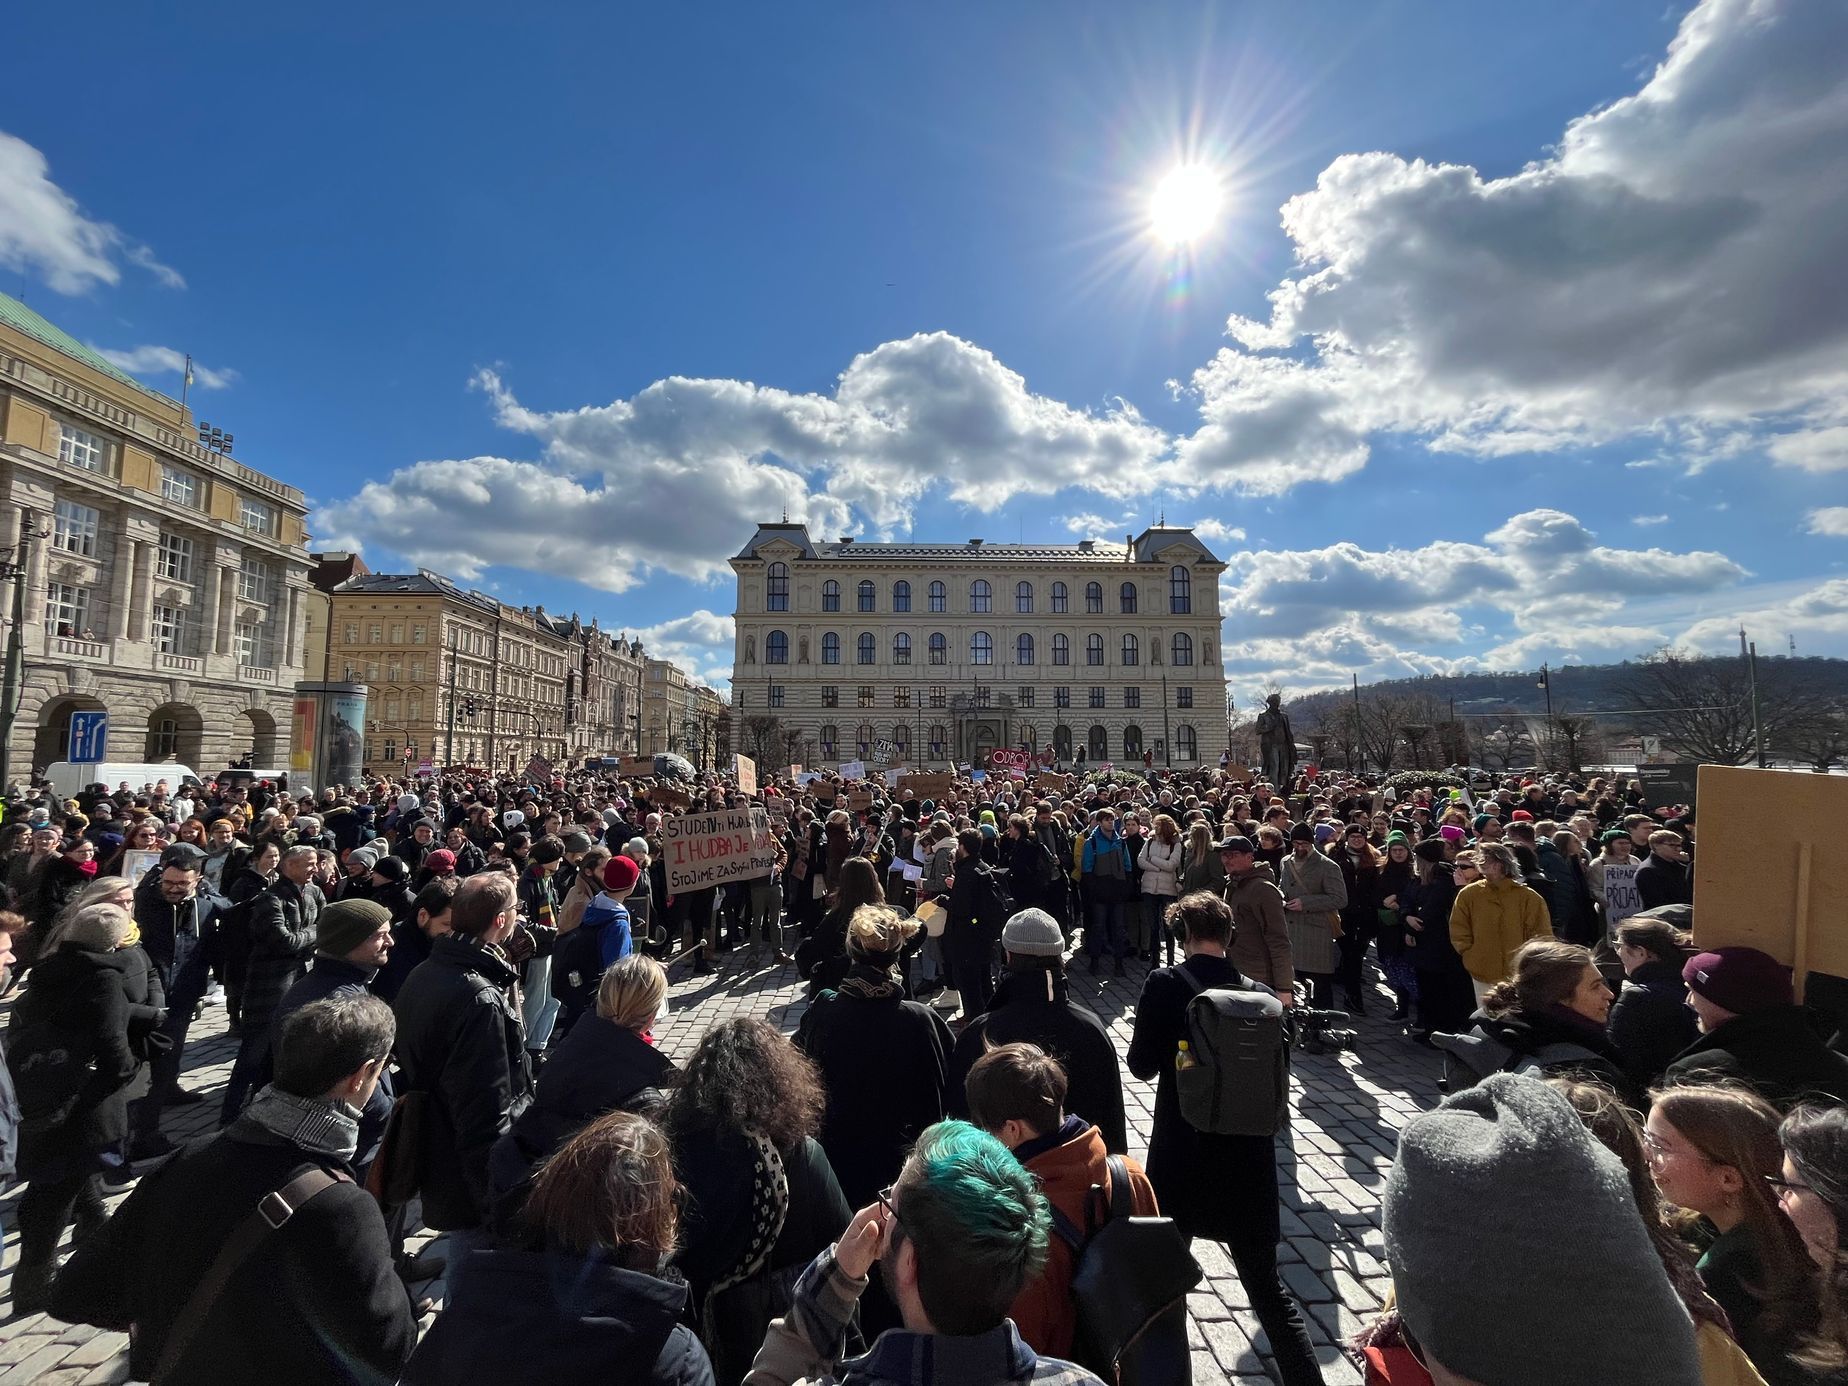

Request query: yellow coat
[{"left": 1449, "top": 876, "right": 1553, "bottom": 984}]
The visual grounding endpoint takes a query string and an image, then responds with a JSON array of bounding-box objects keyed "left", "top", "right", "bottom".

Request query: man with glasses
[{"left": 746, "top": 1119, "right": 1103, "bottom": 1385}]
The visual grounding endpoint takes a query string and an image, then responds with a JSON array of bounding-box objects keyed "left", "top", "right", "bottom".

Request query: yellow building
[{"left": 0, "top": 291, "right": 312, "bottom": 780}]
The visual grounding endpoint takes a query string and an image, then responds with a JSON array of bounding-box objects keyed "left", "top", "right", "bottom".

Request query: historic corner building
[
  {"left": 728, "top": 522, "right": 1230, "bottom": 770},
  {"left": 0, "top": 292, "right": 311, "bottom": 777}
]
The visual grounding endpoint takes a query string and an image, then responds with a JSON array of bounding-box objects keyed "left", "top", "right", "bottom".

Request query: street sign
[{"left": 68, "top": 711, "right": 108, "bottom": 764}]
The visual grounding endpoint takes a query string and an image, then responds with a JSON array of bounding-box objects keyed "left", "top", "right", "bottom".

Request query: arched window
[
  {"left": 971, "top": 580, "right": 992, "bottom": 614},
  {"left": 1170, "top": 565, "right": 1192, "bottom": 614},
  {"left": 857, "top": 723, "right": 874, "bottom": 758},
  {"left": 857, "top": 632, "right": 876, "bottom": 665},
  {"left": 1121, "top": 634, "right": 1139, "bottom": 666},
  {"left": 820, "top": 723, "right": 839, "bottom": 757},
  {"left": 1123, "top": 725, "right": 1144, "bottom": 760},
  {"left": 929, "top": 724, "right": 947, "bottom": 758},
  {"left": 1172, "top": 633, "right": 1194, "bottom": 667},
  {"left": 1053, "top": 633, "right": 1070, "bottom": 666},
  {"left": 1085, "top": 582, "right": 1103, "bottom": 614},
  {"left": 1086, "top": 634, "right": 1104, "bottom": 666},
  {"left": 822, "top": 579, "right": 840, "bottom": 613},
  {"left": 1053, "top": 725, "right": 1073, "bottom": 760},
  {"left": 1088, "top": 725, "right": 1109, "bottom": 761},
  {"left": 858, "top": 580, "right": 876, "bottom": 613},
  {"left": 929, "top": 632, "right": 947, "bottom": 665},
  {"left": 1176, "top": 724, "right": 1197, "bottom": 760},
  {"left": 971, "top": 631, "right": 993, "bottom": 665},
  {"left": 1052, "top": 582, "right": 1069, "bottom": 613},
  {"left": 1120, "top": 581, "right": 1138, "bottom": 614},
  {"left": 1017, "top": 633, "right": 1034, "bottom": 666},
  {"left": 766, "top": 562, "right": 789, "bottom": 612},
  {"left": 929, "top": 581, "right": 947, "bottom": 613},
  {"left": 1016, "top": 581, "right": 1033, "bottom": 613},
  {"left": 821, "top": 632, "right": 840, "bottom": 664},
  {"left": 893, "top": 581, "right": 911, "bottom": 612},
  {"left": 893, "top": 724, "right": 910, "bottom": 755},
  {"left": 766, "top": 631, "right": 789, "bottom": 664},
  {"left": 893, "top": 632, "right": 911, "bottom": 665}
]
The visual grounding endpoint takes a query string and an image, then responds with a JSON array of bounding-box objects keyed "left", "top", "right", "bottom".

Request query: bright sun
[{"left": 1149, "top": 163, "right": 1223, "bottom": 246}]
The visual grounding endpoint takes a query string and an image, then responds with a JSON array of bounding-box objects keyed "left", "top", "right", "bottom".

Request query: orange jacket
[{"left": 1009, "top": 1119, "right": 1159, "bottom": 1359}]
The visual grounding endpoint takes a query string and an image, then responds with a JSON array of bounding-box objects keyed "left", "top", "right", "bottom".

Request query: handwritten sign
[
  {"left": 619, "top": 756, "right": 656, "bottom": 777},
  {"left": 989, "top": 749, "right": 1031, "bottom": 771},
  {"left": 662, "top": 807, "right": 777, "bottom": 892},
  {"left": 898, "top": 772, "right": 956, "bottom": 801},
  {"left": 650, "top": 782, "right": 692, "bottom": 811},
  {"left": 838, "top": 760, "right": 866, "bottom": 781},
  {"left": 1601, "top": 861, "right": 1641, "bottom": 926},
  {"left": 525, "top": 755, "right": 553, "bottom": 783},
  {"left": 1036, "top": 773, "right": 1067, "bottom": 793},
  {"left": 734, "top": 753, "right": 758, "bottom": 796},
  {"left": 848, "top": 788, "right": 875, "bottom": 811}
]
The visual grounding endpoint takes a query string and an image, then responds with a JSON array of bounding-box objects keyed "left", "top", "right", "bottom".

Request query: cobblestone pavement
[{"left": 0, "top": 945, "right": 1446, "bottom": 1383}]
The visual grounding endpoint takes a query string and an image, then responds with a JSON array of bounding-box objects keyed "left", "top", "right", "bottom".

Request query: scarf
[
  {"left": 241, "top": 1084, "right": 362, "bottom": 1163},
  {"left": 837, "top": 959, "right": 904, "bottom": 1000}
]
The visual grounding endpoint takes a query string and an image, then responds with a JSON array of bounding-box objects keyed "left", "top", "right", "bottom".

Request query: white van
[{"left": 43, "top": 762, "right": 199, "bottom": 800}]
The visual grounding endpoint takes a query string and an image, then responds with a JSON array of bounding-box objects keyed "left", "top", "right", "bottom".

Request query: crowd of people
[{"left": 0, "top": 756, "right": 1841, "bottom": 1385}]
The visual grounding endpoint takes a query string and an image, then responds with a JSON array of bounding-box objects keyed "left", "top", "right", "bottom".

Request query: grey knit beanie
[{"left": 1383, "top": 1073, "right": 1700, "bottom": 1386}]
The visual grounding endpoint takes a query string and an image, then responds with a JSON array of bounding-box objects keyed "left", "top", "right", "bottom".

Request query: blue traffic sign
[{"left": 68, "top": 711, "right": 108, "bottom": 763}]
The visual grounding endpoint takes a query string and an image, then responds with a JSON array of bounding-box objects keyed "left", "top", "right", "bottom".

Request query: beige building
[
  {"left": 319, "top": 564, "right": 651, "bottom": 776},
  {"left": 729, "top": 522, "right": 1229, "bottom": 770},
  {"left": 0, "top": 292, "right": 312, "bottom": 780}
]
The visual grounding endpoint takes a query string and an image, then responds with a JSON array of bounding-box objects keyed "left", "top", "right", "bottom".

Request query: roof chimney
[
  {"left": 838, "top": 536, "right": 855, "bottom": 545},
  {"left": 968, "top": 538, "right": 983, "bottom": 547},
  {"left": 1126, "top": 533, "right": 1133, "bottom": 561},
  {"left": 1078, "top": 539, "right": 1095, "bottom": 553}
]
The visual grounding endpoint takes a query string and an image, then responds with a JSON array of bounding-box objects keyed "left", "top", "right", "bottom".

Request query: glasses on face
[
  {"left": 1766, "top": 1174, "right": 1812, "bottom": 1198},
  {"left": 875, "top": 1184, "right": 903, "bottom": 1229}
]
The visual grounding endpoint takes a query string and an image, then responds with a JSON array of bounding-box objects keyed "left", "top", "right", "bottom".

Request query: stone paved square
[{"left": 0, "top": 950, "right": 1444, "bottom": 1384}]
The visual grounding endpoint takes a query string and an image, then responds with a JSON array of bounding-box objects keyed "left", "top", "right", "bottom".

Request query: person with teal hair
[{"left": 743, "top": 1119, "right": 1103, "bottom": 1385}]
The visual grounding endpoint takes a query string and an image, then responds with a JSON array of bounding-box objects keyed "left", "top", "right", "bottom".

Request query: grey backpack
[{"left": 1175, "top": 971, "right": 1288, "bottom": 1136}]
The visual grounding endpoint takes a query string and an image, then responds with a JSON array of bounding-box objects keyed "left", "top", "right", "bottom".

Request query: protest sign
[
  {"left": 619, "top": 756, "right": 656, "bottom": 777},
  {"left": 839, "top": 760, "right": 867, "bottom": 780},
  {"left": 734, "top": 753, "right": 758, "bottom": 796},
  {"left": 898, "top": 772, "right": 956, "bottom": 801},
  {"left": 848, "top": 788, "right": 875, "bottom": 811},
  {"left": 1693, "top": 765, "right": 1848, "bottom": 999},
  {"left": 1636, "top": 762, "right": 1700, "bottom": 811},
  {"left": 1601, "top": 861, "right": 1641, "bottom": 927},
  {"left": 662, "top": 806, "right": 777, "bottom": 893},
  {"left": 884, "top": 769, "right": 903, "bottom": 788},
  {"left": 970, "top": 769, "right": 988, "bottom": 784},
  {"left": 1036, "top": 772, "right": 1067, "bottom": 793},
  {"left": 650, "top": 782, "right": 692, "bottom": 811},
  {"left": 989, "top": 748, "right": 1030, "bottom": 771},
  {"left": 787, "top": 764, "right": 802, "bottom": 782}
]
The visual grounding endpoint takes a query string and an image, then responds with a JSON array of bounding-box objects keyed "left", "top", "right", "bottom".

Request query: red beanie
[{"left": 602, "top": 855, "right": 641, "bottom": 894}]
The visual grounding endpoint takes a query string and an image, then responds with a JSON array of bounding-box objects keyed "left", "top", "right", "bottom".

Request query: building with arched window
[{"left": 729, "top": 523, "right": 1227, "bottom": 769}]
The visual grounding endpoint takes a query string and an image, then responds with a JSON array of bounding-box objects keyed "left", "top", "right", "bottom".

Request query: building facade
[
  {"left": 0, "top": 292, "right": 312, "bottom": 779},
  {"left": 542, "top": 613, "right": 647, "bottom": 761},
  {"left": 728, "top": 523, "right": 1229, "bottom": 770}
]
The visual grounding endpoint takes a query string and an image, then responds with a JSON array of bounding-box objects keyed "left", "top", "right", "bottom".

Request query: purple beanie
[{"left": 1682, "top": 947, "right": 1793, "bottom": 1016}]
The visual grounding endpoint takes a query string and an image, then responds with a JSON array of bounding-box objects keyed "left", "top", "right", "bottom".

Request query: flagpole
[{"left": 181, "top": 354, "right": 193, "bottom": 416}]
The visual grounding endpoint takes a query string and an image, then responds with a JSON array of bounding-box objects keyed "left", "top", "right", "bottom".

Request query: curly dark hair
[{"left": 668, "top": 1017, "right": 825, "bottom": 1151}]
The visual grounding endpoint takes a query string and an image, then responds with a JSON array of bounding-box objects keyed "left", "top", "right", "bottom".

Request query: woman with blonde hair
[
  {"left": 487, "top": 955, "right": 677, "bottom": 1234},
  {"left": 407, "top": 1111, "right": 712, "bottom": 1385},
  {"left": 1139, "top": 813, "right": 1184, "bottom": 965},
  {"left": 1449, "top": 841, "right": 1553, "bottom": 1000},
  {"left": 1178, "top": 819, "right": 1226, "bottom": 898}
]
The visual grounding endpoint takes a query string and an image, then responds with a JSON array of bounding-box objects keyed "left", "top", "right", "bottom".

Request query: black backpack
[
  {"left": 1174, "top": 971, "right": 1288, "bottom": 1137},
  {"left": 550, "top": 918, "right": 608, "bottom": 1018},
  {"left": 975, "top": 864, "right": 1013, "bottom": 940},
  {"left": 1049, "top": 1155, "right": 1201, "bottom": 1385}
]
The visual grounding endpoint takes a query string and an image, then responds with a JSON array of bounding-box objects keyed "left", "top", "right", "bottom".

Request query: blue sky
[{"left": 4, "top": 0, "right": 1845, "bottom": 701}]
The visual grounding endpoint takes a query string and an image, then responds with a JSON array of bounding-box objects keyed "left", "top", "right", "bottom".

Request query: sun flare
[{"left": 1148, "top": 163, "right": 1224, "bottom": 246}]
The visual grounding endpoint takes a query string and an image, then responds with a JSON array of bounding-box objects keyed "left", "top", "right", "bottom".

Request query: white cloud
[
  {"left": 1806, "top": 507, "right": 1848, "bottom": 537},
  {"left": 1174, "top": 0, "right": 1848, "bottom": 493},
  {"left": 93, "top": 345, "right": 236, "bottom": 389},
  {"left": 0, "top": 130, "right": 183, "bottom": 293},
  {"left": 1633, "top": 514, "right": 1669, "bottom": 527},
  {"left": 1059, "top": 512, "right": 1125, "bottom": 538},
  {"left": 1190, "top": 517, "right": 1247, "bottom": 546},
  {"left": 1679, "top": 579, "right": 1848, "bottom": 652},
  {"left": 633, "top": 610, "right": 736, "bottom": 689}
]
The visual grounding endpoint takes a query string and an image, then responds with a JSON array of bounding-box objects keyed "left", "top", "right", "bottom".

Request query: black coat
[
  {"left": 392, "top": 933, "right": 532, "bottom": 1229},
  {"left": 946, "top": 965, "right": 1128, "bottom": 1155},
  {"left": 51, "top": 1118, "right": 416, "bottom": 1386},
  {"left": 1127, "top": 954, "right": 1281, "bottom": 1243},
  {"left": 242, "top": 879, "right": 324, "bottom": 1036},
  {"left": 945, "top": 859, "right": 1003, "bottom": 970},
  {"left": 1399, "top": 869, "right": 1465, "bottom": 974},
  {"left": 1664, "top": 1004, "right": 1848, "bottom": 1109},
  {"left": 7, "top": 943, "right": 141, "bottom": 1177},
  {"left": 794, "top": 968, "right": 954, "bottom": 1208},
  {"left": 1634, "top": 854, "right": 1692, "bottom": 910},
  {"left": 132, "top": 875, "right": 227, "bottom": 975},
  {"left": 28, "top": 854, "right": 92, "bottom": 932},
  {"left": 488, "top": 1017, "right": 676, "bottom": 1234},
  {"left": 1607, "top": 959, "right": 1699, "bottom": 1092},
  {"left": 272, "top": 958, "right": 394, "bottom": 1170},
  {"left": 401, "top": 1248, "right": 712, "bottom": 1386},
  {"left": 1468, "top": 1005, "right": 1635, "bottom": 1105}
]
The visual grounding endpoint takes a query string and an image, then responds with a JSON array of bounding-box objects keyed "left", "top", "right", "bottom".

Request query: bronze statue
[{"left": 1256, "top": 693, "right": 1296, "bottom": 786}]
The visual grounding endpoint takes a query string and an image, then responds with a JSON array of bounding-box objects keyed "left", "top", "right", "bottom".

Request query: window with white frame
[
  {"left": 236, "top": 621, "right": 268, "bottom": 666},
  {"left": 240, "top": 497, "right": 277, "bottom": 535},
  {"left": 45, "top": 582, "right": 90, "bottom": 635},
  {"left": 152, "top": 604, "right": 188, "bottom": 655},
  {"left": 51, "top": 500, "right": 99, "bottom": 557},
  {"left": 156, "top": 532, "right": 193, "bottom": 582},
  {"left": 160, "top": 466, "right": 199, "bottom": 507},
  {"left": 58, "top": 424, "right": 103, "bottom": 472},
  {"left": 238, "top": 556, "right": 272, "bottom": 603}
]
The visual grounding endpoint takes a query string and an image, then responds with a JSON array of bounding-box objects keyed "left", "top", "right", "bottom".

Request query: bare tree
[
  {"left": 1620, "top": 649, "right": 1831, "bottom": 766},
  {"left": 1777, "top": 700, "right": 1848, "bottom": 772},
  {"left": 1292, "top": 701, "right": 1358, "bottom": 772},
  {"left": 1540, "top": 708, "right": 1600, "bottom": 773},
  {"left": 1472, "top": 719, "right": 1535, "bottom": 771},
  {"left": 740, "top": 714, "right": 784, "bottom": 766}
]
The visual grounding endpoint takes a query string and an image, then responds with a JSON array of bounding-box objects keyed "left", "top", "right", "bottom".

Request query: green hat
[
  {"left": 1599, "top": 828, "right": 1629, "bottom": 846},
  {"left": 1385, "top": 831, "right": 1409, "bottom": 846},
  {"left": 317, "top": 898, "right": 392, "bottom": 957}
]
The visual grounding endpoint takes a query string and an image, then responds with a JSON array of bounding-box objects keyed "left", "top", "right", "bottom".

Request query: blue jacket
[
  {"left": 1080, "top": 829, "right": 1131, "bottom": 877},
  {"left": 578, "top": 896, "right": 633, "bottom": 970}
]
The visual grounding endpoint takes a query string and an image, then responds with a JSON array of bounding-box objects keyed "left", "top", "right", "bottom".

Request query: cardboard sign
[
  {"left": 1692, "top": 765, "right": 1848, "bottom": 998},
  {"left": 787, "top": 764, "right": 802, "bottom": 782},
  {"left": 619, "top": 756, "right": 656, "bottom": 777},
  {"left": 734, "top": 754, "right": 758, "bottom": 796},
  {"left": 650, "top": 782, "right": 692, "bottom": 811},
  {"left": 838, "top": 759, "right": 867, "bottom": 781},
  {"left": 1600, "top": 861, "right": 1641, "bottom": 926},
  {"left": 524, "top": 755, "right": 553, "bottom": 783},
  {"left": 898, "top": 772, "right": 956, "bottom": 801},
  {"left": 884, "top": 769, "right": 903, "bottom": 788},
  {"left": 662, "top": 807, "right": 777, "bottom": 893},
  {"left": 1636, "top": 762, "right": 1700, "bottom": 811},
  {"left": 848, "top": 788, "right": 875, "bottom": 811},
  {"left": 1035, "top": 772, "right": 1067, "bottom": 793}
]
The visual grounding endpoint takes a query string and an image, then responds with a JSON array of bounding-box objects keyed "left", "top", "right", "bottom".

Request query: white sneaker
[
  {"left": 931, "top": 988, "right": 961, "bottom": 1012},
  {"left": 203, "top": 982, "right": 226, "bottom": 1006}
]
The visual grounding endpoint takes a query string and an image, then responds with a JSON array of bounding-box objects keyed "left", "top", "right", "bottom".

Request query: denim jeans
[
  {"left": 1085, "top": 900, "right": 1127, "bottom": 960},
  {"left": 523, "top": 956, "right": 560, "bottom": 1053}
]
